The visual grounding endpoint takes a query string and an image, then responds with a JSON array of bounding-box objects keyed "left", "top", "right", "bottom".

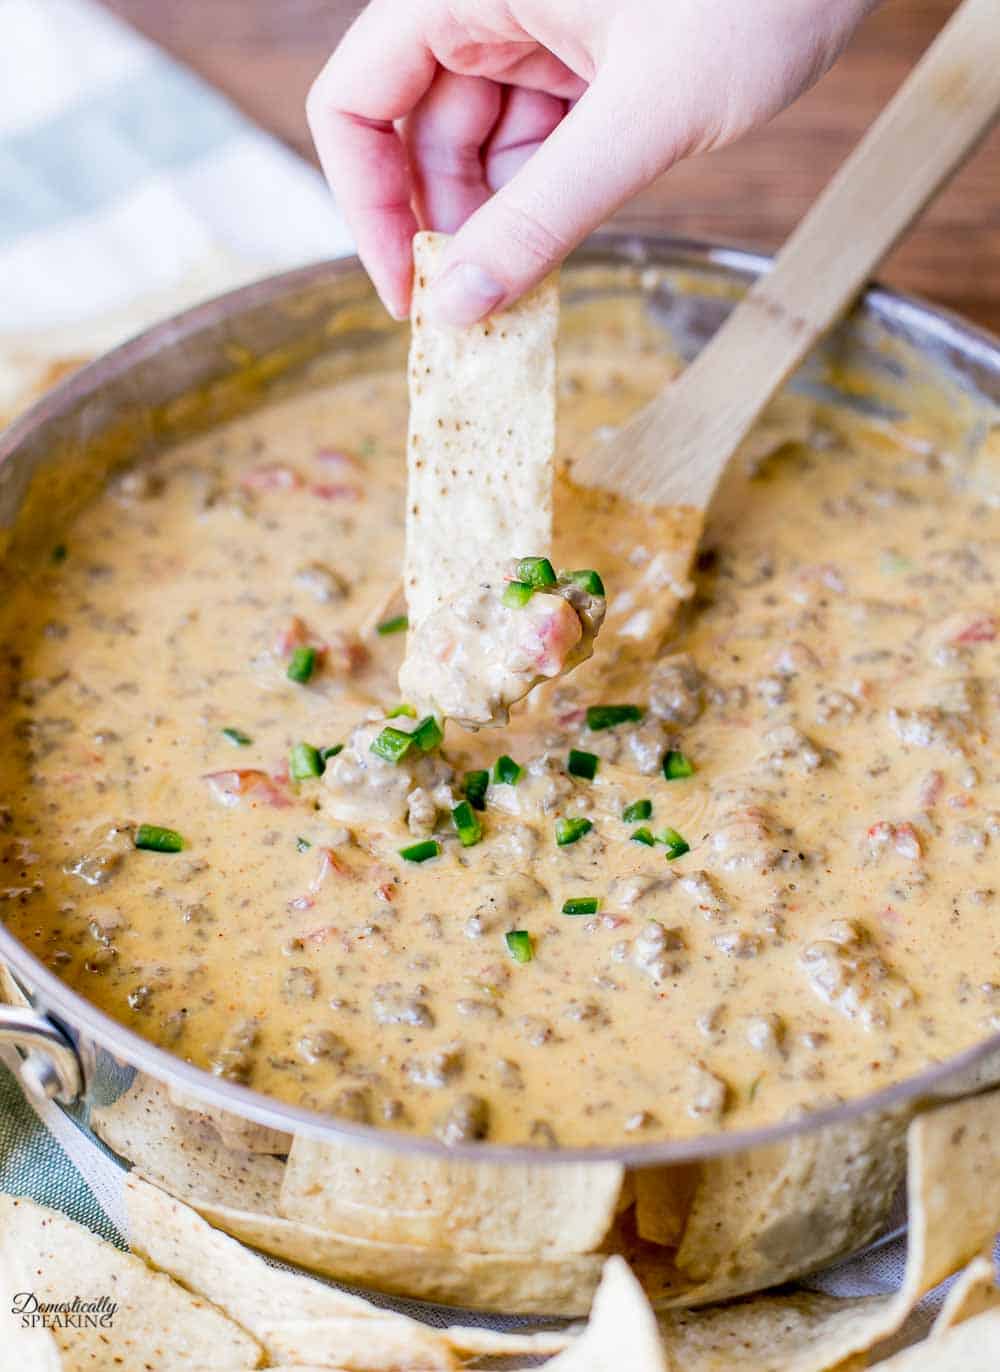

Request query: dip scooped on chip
[
  {"left": 400, "top": 557, "right": 606, "bottom": 726},
  {"left": 399, "top": 231, "right": 604, "bottom": 728}
]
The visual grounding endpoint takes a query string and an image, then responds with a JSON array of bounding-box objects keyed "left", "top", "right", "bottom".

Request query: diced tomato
[
  {"left": 274, "top": 616, "right": 308, "bottom": 655},
  {"left": 533, "top": 598, "right": 583, "bottom": 675},
  {"left": 310, "top": 846, "right": 354, "bottom": 890},
  {"left": 954, "top": 614, "right": 997, "bottom": 644},
  {"left": 310, "top": 483, "right": 362, "bottom": 502},
  {"left": 300, "top": 923, "right": 339, "bottom": 946},
  {"left": 866, "top": 819, "right": 922, "bottom": 860},
  {"left": 325, "top": 631, "right": 369, "bottom": 677},
  {"left": 240, "top": 463, "right": 302, "bottom": 491},
  {"left": 203, "top": 769, "right": 290, "bottom": 808},
  {"left": 273, "top": 616, "right": 327, "bottom": 660}
]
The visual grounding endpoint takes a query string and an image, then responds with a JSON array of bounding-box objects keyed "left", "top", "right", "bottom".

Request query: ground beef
[
  {"left": 800, "top": 918, "right": 915, "bottom": 1030},
  {"left": 372, "top": 982, "right": 434, "bottom": 1028},
  {"left": 437, "top": 1093, "right": 489, "bottom": 1145},
  {"left": 647, "top": 653, "right": 704, "bottom": 725}
]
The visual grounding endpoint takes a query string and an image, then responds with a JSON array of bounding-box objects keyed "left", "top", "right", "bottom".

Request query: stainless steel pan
[{"left": 2, "top": 236, "right": 999, "bottom": 1312}]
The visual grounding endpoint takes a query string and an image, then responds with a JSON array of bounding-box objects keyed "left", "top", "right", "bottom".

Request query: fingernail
[{"left": 428, "top": 262, "right": 505, "bottom": 326}]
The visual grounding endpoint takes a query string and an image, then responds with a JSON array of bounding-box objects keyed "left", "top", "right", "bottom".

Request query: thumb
[{"left": 426, "top": 72, "right": 683, "bottom": 326}]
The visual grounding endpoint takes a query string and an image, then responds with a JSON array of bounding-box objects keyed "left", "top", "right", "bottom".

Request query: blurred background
[{"left": 100, "top": 0, "right": 1000, "bottom": 332}]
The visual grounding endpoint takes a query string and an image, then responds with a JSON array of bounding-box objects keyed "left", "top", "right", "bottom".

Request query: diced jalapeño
[
  {"left": 586, "top": 704, "right": 643, "bottom": 731},
  {"left": 505, "top": 930, "right": 533, "bottom": 963},
  {"left": 463, "top": 769, "right": 489, "bottom": 811},
  {"left": 555, "top": 816, "right": 592, "bottom": 846},
  {"left": 399, "top": 839, "right": 441, "bottom": 863},
  {"left": 565, "top": 568, "right": 605, "bottom": 596},
  {"left": 567, "top": 748, "right": 599, "bottom": 780},
  {"left": 562, "top": 896, "right": 600, "bottom": 915},
  {"left": 502, "top": 580, "right": 534, "bottom": 609},
  {"left": 659, "top": 826, "right": 691, "bottom": 860},
  {"left": 290, "top": 742, "right": 324, "bottom": 781},
  {"left": 493, "top": 755, "right": 522, "bottom": 786},
  {"left": 451, "top": 800, "right": 483, "bottom": 848},
  {"left": 663, "top": 749, "right": 695, "bottom": 780},
  {"left": 370, "top": 726, "right": 414, "bottom": 764},
  {"left": 135, "top": 824, "right": 184, "bottom": 853},
  {"left": 412, "top": 715, "right": 443, "bottom": 751},
  {"left": 516, "top": 556, "right": 557, "bottom": 588},
  {"left": 287, "top": 646, "right": 317, "bottom": 683}
]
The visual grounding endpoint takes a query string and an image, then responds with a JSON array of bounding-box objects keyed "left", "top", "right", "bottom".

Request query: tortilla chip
[
  {"left": 0, "top": 1235, "right": 62, "bottom": 1371},
  {"left": 541, "top": 1256, "right": 668, "bottom": 1370},
  {"left": 0, "top": 1196, "right": 262, "bottom": 1370},
  {"left": 950, "top": 1259, "right": 1000, "bottom": 1314},
  {"left": 126, "top": 1172, "right": 399, "bottom": 1327},
  {"left": 91, "top": 1075, "right": 286, "bottom": 1209},
  {"left": 94, "top": 1079, "right": 604, "bottom": 1314},
  {"left": 127, "top": 1172, "right": 577, "bottom": 1364},
  {"left": 658, "top": 1291, "right": 885, "bottom": 1372},
  {"left": 868, "top": 1307, "right": 1000, "bottom": 1369},
  {"left": 167, "top": 1082, "right": 291, "bottom": 1154},
  {"left": 673, "top": 1108, "right": 909, "bottom": 1298},
  {"left": 634, "top": 1163, "right": 700, "bottom": 1248},
  {"left": 932, "top": 1255, "right": 1000, "bottom": 1335},
  {"left": 0, "top": 960, "right": 30, "bottom": 1008},
  {"left": 661, "top": 1089, "right": 1000, "bottom": 1368},
  {"left": 255, "top": 1317, "right": 458, "bottom": 1370},
  {"left": 92, "top": 1070, "right": 1000, "bottom": 1328},
  {"left": 279, "top": 1134, "right": 623, "bottom": 1255},
  {"left": 904, "top": 1089, "right": 1000, "bottom": 1293},
  {"left": 443, "top": 1325, "right": 574, "bottom": 1358},
  {"left": 169, "top": 1202, "right": 605, "bottom": 1317},
  {"left": 403, "top": 230, "right": 558, "bottom": 630}
]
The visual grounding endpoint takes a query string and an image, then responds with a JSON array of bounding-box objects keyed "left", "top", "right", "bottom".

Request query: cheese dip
[{"left": 2, "top": 348, "right": 998, "bottom": 1148}]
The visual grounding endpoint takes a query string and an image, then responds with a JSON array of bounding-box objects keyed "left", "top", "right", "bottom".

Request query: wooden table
[{"left": 103, "top": 0, "right": 999, "bottom": 333}]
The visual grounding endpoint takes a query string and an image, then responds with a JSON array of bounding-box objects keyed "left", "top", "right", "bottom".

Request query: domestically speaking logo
[{"left": 10, "top": 1292, "right": 118, "bottom": 1329}]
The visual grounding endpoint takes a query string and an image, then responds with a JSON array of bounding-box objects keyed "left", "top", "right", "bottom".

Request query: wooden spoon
[{"left": 572, "top": 0, "right": 1000, "bottom": 511}]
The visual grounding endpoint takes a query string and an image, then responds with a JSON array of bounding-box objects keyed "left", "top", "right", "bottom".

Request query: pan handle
[{"left": 0, "top": 1005, "right": 83, "bottom": 1104}]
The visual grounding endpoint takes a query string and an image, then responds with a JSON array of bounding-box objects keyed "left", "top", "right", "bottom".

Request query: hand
[{"left": 308, "top": 0, "right": 875, "bottom": 324}]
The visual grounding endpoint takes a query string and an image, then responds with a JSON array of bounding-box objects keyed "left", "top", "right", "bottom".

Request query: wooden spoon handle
[{"left": 581, "top": 0, "right": 1000, "bottom": 509}]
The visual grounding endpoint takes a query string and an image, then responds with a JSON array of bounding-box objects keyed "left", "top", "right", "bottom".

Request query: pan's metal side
[
  {"left": 0, "top": 263, "right": 404, "bottom": 575},
  {"left": 1, "top": 237, "right": 999, "bottom": 1309}
]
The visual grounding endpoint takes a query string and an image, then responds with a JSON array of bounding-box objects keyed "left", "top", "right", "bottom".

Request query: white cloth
[{"left": 0, "top": 0, "right": 352, "bottom": 352}]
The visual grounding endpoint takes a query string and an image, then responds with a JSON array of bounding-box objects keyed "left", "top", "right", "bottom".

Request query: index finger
[{"left": 307, "top": 2, "right": 438, "bottom": 318}]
